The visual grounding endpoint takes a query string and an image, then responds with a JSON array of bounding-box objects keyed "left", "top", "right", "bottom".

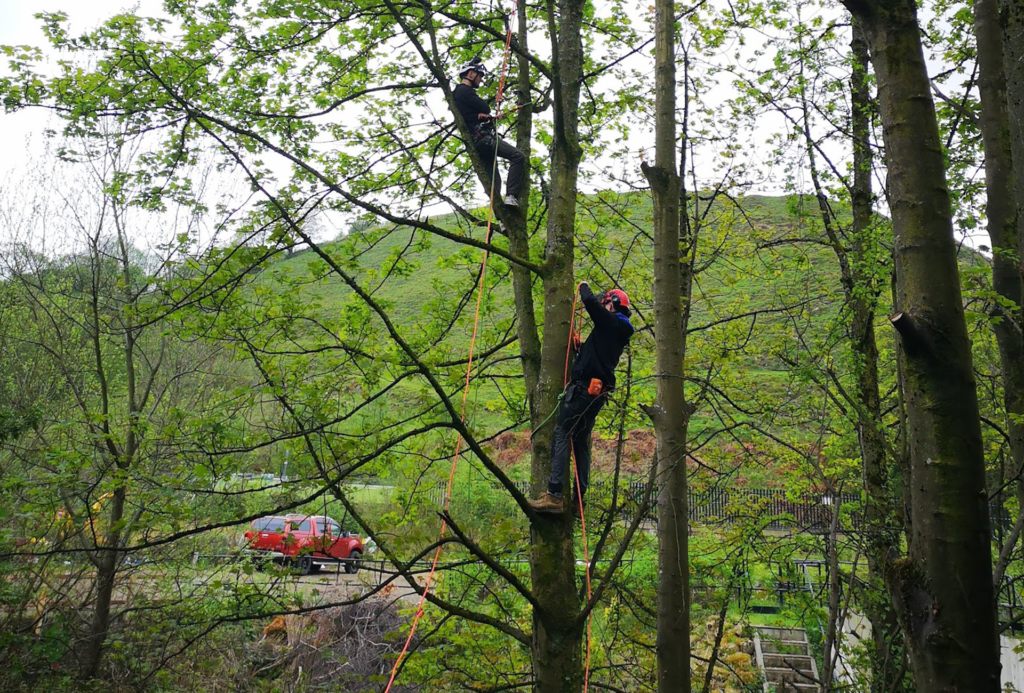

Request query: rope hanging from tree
[
  {"left": 384, "top": 10, "right": 596, "bottom": 690},
  {"left": 567, "top": 286, "right": 595, "bottom": 693},
  {"left": 382, "top": 6, "right": 521, "bottom": 691}
]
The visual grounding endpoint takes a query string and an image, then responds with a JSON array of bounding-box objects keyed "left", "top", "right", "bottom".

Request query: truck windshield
[{"left": 254, "top": 517, "right": 286, "bottom": 533}]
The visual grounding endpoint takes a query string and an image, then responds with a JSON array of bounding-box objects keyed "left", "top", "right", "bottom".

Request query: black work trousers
[
  {"left": 476, "top": 137, "right": 526, "bottom": 199},
  {"left": 547, "top": 381, "right": 606, "bottom": 502}
]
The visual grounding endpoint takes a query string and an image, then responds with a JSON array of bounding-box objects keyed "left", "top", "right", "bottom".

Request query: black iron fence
[
  {"left": 424, "top": 479, "right": 1018, "bottom": 537},
  {"left": 622, "top": 483, "right": 862, "bottom": 532},
  {"left": 429, "top": 479, "right": 863, "bottom": 532}
]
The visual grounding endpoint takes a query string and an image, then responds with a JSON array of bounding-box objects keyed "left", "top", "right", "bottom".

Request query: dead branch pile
[{"left": 254, "top": 598, "right": 418, "bottom": 691}]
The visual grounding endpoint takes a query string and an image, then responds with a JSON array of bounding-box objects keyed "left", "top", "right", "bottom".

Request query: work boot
[
  {"left": 504, "top": 195, "right": 520, "bottom": 208},
  {"left": 528, "top": 492, "right": 563, "bottom": 514}
]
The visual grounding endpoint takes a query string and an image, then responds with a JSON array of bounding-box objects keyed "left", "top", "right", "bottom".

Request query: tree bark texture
[
  {"left": 641, "top": 0, "right": 691, "bottom": 690},
  {"left": 843, "top": 1, "right": 999, "bottom": 691},
  {"left": 848, "top": 20, "right": 907, "bottom": 693},
  {"left": 510, "top": 0, "right": 541, "bottom": 406},
  {"left": 1004, "top": 0, "right": 1024, "bottom": 263},
  {"left": 976, "top": 0, "right": 1024, "bottom": 526},
  {"left": 990, "top": 0, "right": 1024, "bottom": 523},
  {"left": 529, "top": 0, "right": 588, "bottom": 689},
  {"left": 81, "top": 486, "right": 127, "bottom": 679}
]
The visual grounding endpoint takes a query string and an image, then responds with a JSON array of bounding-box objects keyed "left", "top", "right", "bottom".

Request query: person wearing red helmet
[{"left": 529, "top": 282, "right": 634, "bottom": 515}]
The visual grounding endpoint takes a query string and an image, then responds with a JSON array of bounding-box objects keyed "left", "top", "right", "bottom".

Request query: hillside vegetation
[{"left": 259, "top": 194, "right": 849, "bottom": 447}]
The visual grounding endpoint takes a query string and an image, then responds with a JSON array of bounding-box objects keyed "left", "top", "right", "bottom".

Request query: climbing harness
[
  {"left": 530, "top": 313, "right": 582, "bottom": 440},
  {"left": 382, "top": 7, "right": 519, "bottom": 693}
]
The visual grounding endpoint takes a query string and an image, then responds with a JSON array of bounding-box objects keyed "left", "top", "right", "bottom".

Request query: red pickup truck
[{"left": 244, "top": 514, "right": 364, "bottom": 575}]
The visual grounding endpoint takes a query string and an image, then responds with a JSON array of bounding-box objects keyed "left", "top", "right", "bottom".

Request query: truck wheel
[
  {"left": 345, "top": 550, "right": 362, "bottom": 574},
  {"left": 296, "top": 555, "right": 314, "bottom": 576}
]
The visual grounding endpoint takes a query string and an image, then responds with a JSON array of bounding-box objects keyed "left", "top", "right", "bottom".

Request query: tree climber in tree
[
  {"left": 453, "top": 58, "right": 527, "bottom": 208},
  {"left": 529, "top": 283, "right": 634, "bottom": 515}
]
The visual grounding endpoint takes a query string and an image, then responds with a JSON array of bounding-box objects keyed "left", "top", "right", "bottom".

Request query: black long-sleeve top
[
  {"left": 570, "top": 284, "right": 634, "bottom": 390},
  {"left": 453, "top": 84, "right": 491, "bottom": 131}
]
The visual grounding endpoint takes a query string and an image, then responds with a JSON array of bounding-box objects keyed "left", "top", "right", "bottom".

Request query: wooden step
[
  {"left": 764, "top": 667, "right": 818, "bottom": 686},
  {"left": 772, "top": 683, "right": 819, "bottom": 693},
  {"left": 759, "top": 638, "right": 810, "bottom": 655},
  {"left": 762, "top": 652, "right": 815, "bottom": 672},
  {"left": 757, "top": 626, "right": 807, "bottom": 641}
]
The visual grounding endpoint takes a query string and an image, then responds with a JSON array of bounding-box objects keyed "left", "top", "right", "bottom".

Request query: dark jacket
[
  {"left": 571, "top": 284, "right": 634, "bottom": 390},
  {"left": 453, "top": 84, "right": 491, "bottom": 133}
]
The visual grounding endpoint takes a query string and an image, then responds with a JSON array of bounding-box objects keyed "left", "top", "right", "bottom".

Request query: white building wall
[
  {"left": 832, "top": 618, "right": 1024, "bottom": 691},
  {"left": 1002, "top": 636, "right": 1024, "bottom": 692}
]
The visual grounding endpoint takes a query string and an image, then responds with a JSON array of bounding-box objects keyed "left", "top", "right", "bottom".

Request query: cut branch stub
[{"left": 889, "top": 311, "right": 925, "bottom": 355}]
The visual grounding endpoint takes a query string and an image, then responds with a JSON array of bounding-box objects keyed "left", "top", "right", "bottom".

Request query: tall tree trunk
[
  {"left": 986, "top": 0, "right": 1024, "bottom": 527},
  {"left": 81, "top": 485, "right": 126, "bottom": 679},
  {"left": 977, "top": 0, "right": 1024, "bottom": 521},
  {"left": 641, "top": 0, "right": 691, "bottom": 690},
  {"left": 82, "top": 230, "right": 140, "bottom": 680},
  {"left": 841, "top": 2, "right": 999, "bottom": 691},
  {"left": 509, "top": 0, "right": 541, "bottom": 404},
  {"left": 1004, "top": 0, "right": 1024, "bottom": 262},
  {"left": 529, "top": 0, "right": 588, "bottom": 689},
  {"left": 848, "top": 20, "right": 907, "bottom": 693}
]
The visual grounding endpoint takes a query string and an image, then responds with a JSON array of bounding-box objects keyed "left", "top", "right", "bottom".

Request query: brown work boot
[{"left": 528, "top": 492, "right": 564, "bottom": 514}]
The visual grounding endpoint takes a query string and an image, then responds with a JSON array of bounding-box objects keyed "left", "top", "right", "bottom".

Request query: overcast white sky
[
  {"left": 0, "top": 1, "right": 168, "bottom": 183},
  {"left": 0, "top": 0, "right": 990, "bottom": 253}
]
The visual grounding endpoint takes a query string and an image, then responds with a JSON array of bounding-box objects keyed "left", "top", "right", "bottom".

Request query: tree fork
[{"left": 528, "top": 0, "right": 589, "bottom": 688}]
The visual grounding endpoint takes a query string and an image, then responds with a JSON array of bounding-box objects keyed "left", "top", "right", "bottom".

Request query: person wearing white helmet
[{"left": 453, "top": 57, "right": 527, "bottom": 208}]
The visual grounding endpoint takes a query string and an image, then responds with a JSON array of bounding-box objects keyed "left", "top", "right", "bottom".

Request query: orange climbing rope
[
  {"left": 385, "top": 8, "right": 595, "bottom": 689},
  {"left": 566, "top": 287, "right": 594, "bottom": 692},
  {"left": 382, "top": 9, "right": 518, "bottom": 693}
]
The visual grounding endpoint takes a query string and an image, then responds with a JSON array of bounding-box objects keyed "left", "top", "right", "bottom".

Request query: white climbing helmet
[{"left": 457, "top": 58, "right": 490, "bottom": 80}]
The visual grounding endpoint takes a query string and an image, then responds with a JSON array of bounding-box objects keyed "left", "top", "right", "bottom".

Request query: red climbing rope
[
  {"left": 566, "top": 287, "right": 594, "bottom": 692},
  {"left": 382, "top": 8, "right": 518, "bottom": 693}
]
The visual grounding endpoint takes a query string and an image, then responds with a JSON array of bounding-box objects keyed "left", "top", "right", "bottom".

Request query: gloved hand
[{"left": 571, "top": 331, "right": 582, "bottom": 353}]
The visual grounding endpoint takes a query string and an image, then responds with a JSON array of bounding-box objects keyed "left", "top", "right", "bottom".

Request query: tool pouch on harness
[
  {"left": 587, "top": 378, "right": 604, "bottom": 396},
  {"left": 471, "top": 122, "right": 496, "bottom": 149}
]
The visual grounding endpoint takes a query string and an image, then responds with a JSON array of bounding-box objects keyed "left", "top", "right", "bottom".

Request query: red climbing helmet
[{"left": 601, "top": 289, "right": 630, "bottom": 310}]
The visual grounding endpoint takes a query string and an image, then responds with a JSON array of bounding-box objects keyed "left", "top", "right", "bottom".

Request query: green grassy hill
[
  {"left": 245, "top": 194, "right": 854, "bottom": 456},
  {"left": 233, "top": 190, "right": 992, "bottom": 487},
  {"left": 269, "top": 192, "right": 848, "bottom": 363}
]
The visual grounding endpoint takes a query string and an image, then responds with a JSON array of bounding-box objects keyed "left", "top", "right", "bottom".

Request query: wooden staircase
[{"left": 752, "top": 626, "right": 820, "bottom": 693}]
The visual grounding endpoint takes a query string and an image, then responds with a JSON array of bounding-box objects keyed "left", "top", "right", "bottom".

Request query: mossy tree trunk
[
  {"left": 641, "top": 0, "right": 692, "bottom": 690},
  {"left": 976, "top": 0, "right": 1024, "bottom": 525},
  {"left": 527, "top": 0, "right": 589, "bottom": 689},
  {"left": 848, "top": 20, "right": 908, "bottom": 693},
  {"left": 988, "top": 0, "right": 1024, "bottom": 531},
  {"left": 841, "top": 1, "right": 1000, "bottom": 691},
  {"left": 1004, "top": 0, "right": 1024, "bottom": 261}
]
